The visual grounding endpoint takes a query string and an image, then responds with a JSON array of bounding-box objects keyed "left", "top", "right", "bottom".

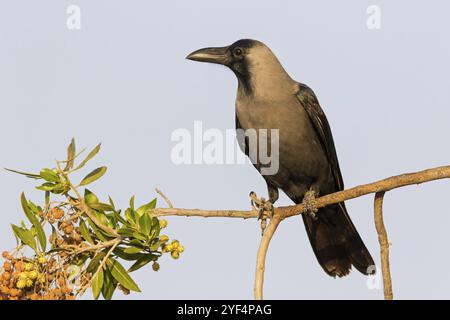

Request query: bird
[{"left": 186, "top": 39, "right": 375, "bottom": 277}]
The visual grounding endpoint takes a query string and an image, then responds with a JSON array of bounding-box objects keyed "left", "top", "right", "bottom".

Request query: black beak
[{"left": 186, "top": 46, "right": 229, "bottom": 65}]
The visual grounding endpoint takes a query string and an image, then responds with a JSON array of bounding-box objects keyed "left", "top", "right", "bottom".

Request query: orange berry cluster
[{"left": 0, "top": 251, "right": 74, "bottom": 300}]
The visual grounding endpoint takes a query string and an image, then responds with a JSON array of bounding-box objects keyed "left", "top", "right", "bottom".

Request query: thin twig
[
  {"left": 254, "top": 214, "right": 282, "bottom": 300},
  {"left": 155, "top": 188, "right": 174, "bottom": 208},
  {"left": 77, "top": 238, "right": 121, "bottom": 297},
  {"left": 374, "top": 192, "right": 393, "bottom": 300}
]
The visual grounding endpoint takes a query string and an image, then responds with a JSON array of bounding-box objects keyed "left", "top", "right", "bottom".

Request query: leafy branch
[{"left": 0, "top": 139, "right": 184, "bottom": 300}]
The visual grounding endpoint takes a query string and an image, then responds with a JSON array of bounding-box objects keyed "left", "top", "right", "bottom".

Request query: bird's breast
[{"left": 235, "top": 97, "right": 331, "bottom": 187}]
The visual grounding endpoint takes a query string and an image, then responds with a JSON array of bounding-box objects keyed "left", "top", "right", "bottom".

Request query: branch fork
[{"left": 154, "top": 165, "right": 450, "bottom": 300}]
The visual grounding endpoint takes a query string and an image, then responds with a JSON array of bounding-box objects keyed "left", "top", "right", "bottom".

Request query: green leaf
[
  {"left": 39, "top": 168, "right": 59, "bottom": 182},
  {"left": 45, "top": 191, "right": 50, "bottom": 208},
  {"left": 92, "top": 210, "right": 112, "bottom": 228},
  {"left": 11, "top": 224, "right": 37, "bottom": 252},
  {"left": 150, "top": 217, "right": 161, "bottom": 239},
  {"left": 35, "top": 182, "right": 56, "bottom": 191},
  {"left": 87, "top": 253, "right": 105, "bottom": 274},
  {"left": 4, "top": 168, "right": 41, "bottom": 179},
  {"left": 107, "top": 258, "right": 141, "bottom": 292},
  {"left": 139, "top": 213, "right": 151, "bottom": 236},
  {"left": 75, "top": 143, "right": 101, "bottom": 170},
  {"left": 128, "top": 254, "right": 157, "bottom": 273},
  {"left": 101, "top": 268, "right": 117, "bottom": 300},
  {"left": 21, "top": 193, "right": 46, "bottom": 252},
  {"left": 84, "top": 189, "right": 99, "bottom": 204},
  {"left": 123, "top": 246, "right": 143, "bottom": 254},
  {"left": 125, "top": 208, "right": 137, "bottom": 225},
  {"left": 27, "top": 201, "right": 39, "bottom": 214},
  {"left": 51, "top": 183, "right": 65, "bottom": 194},
  {"left": 136, "top": 198, "right": 157, "bottom": 217},
  {"left": 113, "top": 247, "right": 148, "bottom": 261},
  {"left": 117, "top": 227, "right": 136, "bottom": 238},
  {"left": 132, "top": 231, "right": 147, "bottom": 242},
  {"left": 113, "top": 210, "right": 127, "bottom": 225},
  {"left": 79, "top": 166, "right": 107, "bottom": 186},
  {"left": 92, "top": 267, "right": 104, "bottom": 300},
  {"left": 64, "top": 138, "right": 76, "bottom": 171},
  {"left": 87, "top": 218, "right": 110, "bottom": 242},
  {"left": 89, "top": 203, "right": 114, "bottom": 212},
  {"left": 129, "top": 196, "right": 135, "bottom": 211},
  {"left": 79, "top": 219, "right": 95, "bottom": 245},
  {"left": 108, "top": 196, "right": 116, "bottom": 210}
]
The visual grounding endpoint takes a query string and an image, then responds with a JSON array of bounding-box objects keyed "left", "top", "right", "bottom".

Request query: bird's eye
[{"left": 233, "top": 47, "right": 243, "bottom": 57}]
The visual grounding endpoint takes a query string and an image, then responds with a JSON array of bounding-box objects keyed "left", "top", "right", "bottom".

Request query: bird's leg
[
  {"left": 302, "top": 188, "right": 319, "bottom": 220},
  {"left": 249, "top": 191, "right": 274, "bottom": 235}
]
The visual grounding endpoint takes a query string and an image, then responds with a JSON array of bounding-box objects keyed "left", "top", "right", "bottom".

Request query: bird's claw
[
  {"left": 250, "top": 191, "right": 274, "bottom": 235},
  {"left": 302, "top": 189, "right": 319, "bottom": 220}
]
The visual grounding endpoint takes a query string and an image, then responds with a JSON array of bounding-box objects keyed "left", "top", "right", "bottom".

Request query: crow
[{"left": 187, "top": 39, "right": 375, "bottom": 277}]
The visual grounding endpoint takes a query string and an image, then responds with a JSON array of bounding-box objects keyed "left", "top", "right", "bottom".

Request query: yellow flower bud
[
  {"left": 16, "top": 279, "right": 26, "bottom": 289},
  {"left": 38, "top": 257, "right": 47, "bottom": 264},
  {"left": 159, "top": 235, "right": 169, "bottom": 243},
  {"left": 24, "top": 263, "right": 34, "bottom": 271},
  {"left": 152, "top": 262, "right": 160, "bottom": 271},
  {"left": 172, "top": 240, "right": 179, "bottom": 246},
  {"left": 159, "top": 219, "right": 168, "bottom": 228},
  {"left": 28, "top": 270, "right": 38, "bottom": 280},
  {"left": 19, "top": 272, "right": 28, "bottom": 280},
  {"left": 26, "top": 279, "right": 33, "bottom": 287},
  {"left": 177, "top": 245, "right": 185, "bottom": 253},
  {"left": 171, "top": 251, "right": 180, "bottom": 260}
]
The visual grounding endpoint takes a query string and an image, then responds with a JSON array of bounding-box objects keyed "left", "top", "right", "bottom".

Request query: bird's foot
[
  {"left": 302, "top": 189, "right": 319, "bottom": 220},
  {"left": 249, "top": 191, "right": 274, "bottom": 235}
]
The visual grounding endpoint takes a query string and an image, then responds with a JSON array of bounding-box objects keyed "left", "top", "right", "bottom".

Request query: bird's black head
[{"left": 186, "top": 39, "right": 259, "bottom": 92}]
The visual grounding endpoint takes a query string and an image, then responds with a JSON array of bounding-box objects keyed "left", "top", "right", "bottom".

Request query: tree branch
[
  {"left": 152, "top": 165, "right": 450, "bottom": 300},
  {"left": 254, "top": 214, "right": 282, "bottom": 300},
  {"left": 153, "top": 165, "right": 450, "bottom": 220},
  {"left": 374, "top": 192, "right": 393, "bottom": 300}
]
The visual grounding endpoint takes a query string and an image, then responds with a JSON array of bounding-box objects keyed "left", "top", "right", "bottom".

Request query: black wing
[
  {"left": 295, "top": 83, "right": 375, "bottom": 277},
  {"left": 295, "top": 83, "right": 344, "bottom": 191}
]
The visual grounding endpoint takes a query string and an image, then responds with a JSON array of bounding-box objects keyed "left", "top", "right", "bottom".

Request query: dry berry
[
  {"left": 64, "top": 225, "right": 74, "bottom": 234},
  {"left": 57, "top": 277, "right": 65, "bottom": 287},
  {"left": 52, "top": 209, "right": 64, "bottom": 220},
  {"left": 1, "top": 272, "right": 11, "bottom": 281},
  {"left": 3, "top": 262, "right": 11, "bottom": 272},
  {"left": 29, "top": 293, "right": 39, "bottom": 300},
  {"left": 14, "top": 261, "right": 23, "bottom": 272}
]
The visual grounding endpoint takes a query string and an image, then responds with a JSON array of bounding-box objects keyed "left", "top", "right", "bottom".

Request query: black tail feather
[{"left": 301, "top": 203, "right": 375, "bottom": 277}]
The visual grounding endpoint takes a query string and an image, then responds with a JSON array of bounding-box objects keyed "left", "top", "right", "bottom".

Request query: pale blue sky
[{"left": 1, "top": 1, "right": 449, "bottom": 299}]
